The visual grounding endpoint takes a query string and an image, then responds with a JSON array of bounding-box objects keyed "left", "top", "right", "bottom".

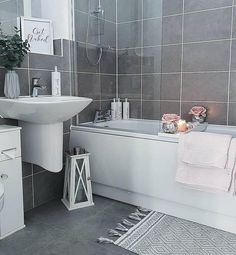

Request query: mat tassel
[
  {"left": 138, "top": 207, "right": 151, "bottom": 213},
  {"left": 115, "top": 223, "right": 129, "bottom": 232},
  {"left": 129, "top": 212, "right": 142, "bottom": 221},
  {"left": 108, "top": 229, "right": 123, "bottom": 237},
  {"left": 97, "top": 237, "right": 114, "bottom": 244},
  {"left": 135, "top": 209, "right": 147, "bottom": 217},
  {"left": 122, "top": 219, "right": 135, "bottom": 227}
]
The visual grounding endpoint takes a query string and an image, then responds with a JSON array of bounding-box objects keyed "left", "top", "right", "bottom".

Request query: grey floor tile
[{"left": 0, "top": 196, "right": 136, "bottom": 255}]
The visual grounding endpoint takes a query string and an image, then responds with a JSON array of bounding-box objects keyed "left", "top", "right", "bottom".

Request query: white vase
[{"left": 4, "top": 70, "right": 20, "bottom": 99}]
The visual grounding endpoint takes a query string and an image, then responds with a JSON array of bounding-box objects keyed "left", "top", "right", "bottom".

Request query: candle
[{"left": 177, "top": 119, "right": 188, "bottom": 132}]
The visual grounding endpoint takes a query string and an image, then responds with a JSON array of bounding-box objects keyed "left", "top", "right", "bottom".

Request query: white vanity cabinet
[{"left": 0, "top": 126, "right": 25, "bottom": 240}]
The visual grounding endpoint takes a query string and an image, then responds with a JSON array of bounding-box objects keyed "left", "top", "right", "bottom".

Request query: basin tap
[{"left": 31, "top": 78, "right": 46, "bottom": 97}]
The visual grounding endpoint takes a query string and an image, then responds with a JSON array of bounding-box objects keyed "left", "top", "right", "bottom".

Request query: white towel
[
  {"left": 181, "top": 132, "right": 232, "bottom": 169},
  {"left": 176, "top": 135, "right": 236, "bottom": 193}
]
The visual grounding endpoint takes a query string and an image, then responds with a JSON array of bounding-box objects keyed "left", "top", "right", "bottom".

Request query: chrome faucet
[
  {"left": 94, "top": 110, "right": 111, "bottom": 123},
  {"left": 31, "top": 78, "right": 46, "bottom": 97}
]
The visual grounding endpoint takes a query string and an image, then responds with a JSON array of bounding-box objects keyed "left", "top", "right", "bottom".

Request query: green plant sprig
[{"left": 0, "top": 25, "right": 30, "bottom": 70}]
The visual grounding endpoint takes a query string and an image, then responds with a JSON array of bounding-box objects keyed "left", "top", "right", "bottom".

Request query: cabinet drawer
[{"left": 0, "top": 131, "right": 21, "bottom": 162}]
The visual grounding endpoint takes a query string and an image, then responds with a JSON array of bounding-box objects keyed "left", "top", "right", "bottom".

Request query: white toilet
[{"left": 0, "top": 183, "right": 4, "bottom": 212}]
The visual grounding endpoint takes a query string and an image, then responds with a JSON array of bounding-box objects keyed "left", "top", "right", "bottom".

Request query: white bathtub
[{"left": 70, "top": 119, "right": 236, "bottom": 234}]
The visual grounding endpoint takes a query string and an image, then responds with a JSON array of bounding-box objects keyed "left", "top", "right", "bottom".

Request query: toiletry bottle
[
  {"left": 111, "top": 98, "right": 117, "bottom": 120},
  {"left": 51, "top": 66, "right": 61, "bottom": 96},
  {"left": 116, "top": 98, "right": 122, "bottom": 120},
  {"left": 123, "top": 98, "right": 130, "bottom": 120}
]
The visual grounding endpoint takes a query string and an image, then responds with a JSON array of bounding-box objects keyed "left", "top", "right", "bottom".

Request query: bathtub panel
[{"left": 70, "top": 129, "right": 236, "bottom": 220}]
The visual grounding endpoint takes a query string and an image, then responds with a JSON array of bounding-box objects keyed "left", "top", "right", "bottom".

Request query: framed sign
[{"left": 20, "top": 17, "right": 54, "bottom": 55}]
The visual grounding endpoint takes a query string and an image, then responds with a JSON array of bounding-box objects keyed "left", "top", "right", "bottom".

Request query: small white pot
[{"left": 4, "top": 70, "right": 20, "bottom": 99}]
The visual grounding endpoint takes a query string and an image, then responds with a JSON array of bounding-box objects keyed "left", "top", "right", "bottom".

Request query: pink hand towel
[
  {"left": 181, "top": 132, "right": 232, "bottom": 169},
  {"left": 176, "top": 135, "right": 236, "bottom": 193}
]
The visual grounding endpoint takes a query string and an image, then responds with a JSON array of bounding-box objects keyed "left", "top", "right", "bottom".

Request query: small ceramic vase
[{"left": 4, "top": 70, "right": 20, "bottom": 99}]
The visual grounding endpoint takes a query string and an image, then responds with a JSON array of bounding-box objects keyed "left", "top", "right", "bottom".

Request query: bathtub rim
[{"left": 71, "top": 119, "right": 236, "bottom": 143}]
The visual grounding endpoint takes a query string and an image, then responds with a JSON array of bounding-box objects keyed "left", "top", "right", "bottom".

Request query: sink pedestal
[{"left": 19, "top": 121, "right": 63, "bottom": 172}]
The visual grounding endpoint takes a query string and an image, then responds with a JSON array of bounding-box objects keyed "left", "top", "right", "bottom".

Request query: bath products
[
  {"left": 111, "top": 98, "right": 117, "bottom": 120},
  {"left": 116, "top": 98, "right": 122, "bottom": 120},
  {"left": 123, "top": 98, "right": 130, "bottom": 120},
  {"left": 51, "top": 66, "right": 61, "bottom": 96}
]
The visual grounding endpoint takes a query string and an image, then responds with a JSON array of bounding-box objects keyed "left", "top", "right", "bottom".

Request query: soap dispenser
[
  {"left": 111, "top": 98, "right": 117, "bottom": 120},
  {"left": 51, "top": 66, "right": 61, "bottom": 96},
  {"left": 116, "top": 98, "right": 122, "bottom": 120},
  {"left": 123, "top": 98, "right": 130, "bottom": 120}
]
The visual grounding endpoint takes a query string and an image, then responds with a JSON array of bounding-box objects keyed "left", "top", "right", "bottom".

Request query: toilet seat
[{"left": 0, "top": 183, "right": 4, "bottom": 212}]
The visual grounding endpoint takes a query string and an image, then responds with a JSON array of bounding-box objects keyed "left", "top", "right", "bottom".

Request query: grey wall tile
[
  {"left": 61, "top": 72, "right": 71, "bottom": 96},
  {"left": 163, "top": 0, "right": 183, "bottom": 16},
  {"left": 74, "top": 0, "right": 88, "bottom": 12},
  {"left": 162, "top": 45, "right": 182, "bottom": 73},
  {"left": 77, "top": 73, "right": 100, "bottom": 100},
  {"left": 143, "top": 0, "right": 163, "bottom": 19},
  {"left": 142, "top": 46, "right": 162, "bottom": 74},
  {"left": 184, "top": 0, "right": 233, "bottom": 12},
  {"left": 63, "top": 119, "right": 71, "bottom": 133},
  {"left": 161, "top": 73, "right": 181, "bottom": 100},
  {"left": 101, "top": 20, "right": 116, "bottom": 49},
  {"left": 118, "top": 21, "right": 142, "bottom": 49},
  {"left": 162, "top": 15, "right": 182, "bottom": 45},
  {"left": 101, "top": 0, "right": 117, "bottom": 23},
  {"left": 33, "top": 171, "right": 64, "bottom": 208},
  {"left": 143, "top": 18, "right": 163, "bottom": 47},
  {"left": 29, "top": 53, "right": 63, "bottom": 71},
  {"left": 74, "top": 10, "right": 88, "bottom": 43},
  {"left": 118, "top": 75, "right": 141, "bottom": 99},
  {"left": 160, "top": 101, "right": 181, "bottom": 116},
  {"left": 182, "top": 72, "right": 229, "bottom": 101},
  {"left": 22, "top": 162, "right": 32, "bottom": 178},
  {"left": 181, "top": 102, "right": 228, "bottom": 124},
  {"left": 130, "top": 100, "right": 142, "bottom": 118},
  {"left": 117, "top": 0, "right": 142, "bottom": 22},
  {"left": 184, "top": 8, "right": 232, "bottom": 43},
  {"left": 229, "top": 103, "right": 236, "bottom": 125},
  {"left": 183, "top": 41, "right": 230, "bottom": 72},
  {"left": 100, "top": 49, "right": 116, "bottom": 74},
  {"left": 142, "top": 74, "right": 161, "bottom": 100},
  {"left": 232, "top": 7, "right": 236, "bottom": 38},
  {"left": 230, "top": 71, "right": 236, "bottom": 102},
  {"left": 118, "top": 48, "right": 141, "bottom": 74},
  {"left": 16, "top": 69, "right": 30, "bottom": 96},
  {"left": 33, "top": 165, "right": 46, "bottom": 174},
  {"left": 23, "top": 176, "right": 33, "bottom": 212},
  {"left": 230, "top": 40, "right": 236, "bottom": 70},
  {"left": 142, "top": 100, "right": 161, "bottom": 120},
  {"left": 76, "top": 43, "right": 99, "bottom": 73},
  {"left": 101, "top": 75, "right": 116, "bottom": 100}
]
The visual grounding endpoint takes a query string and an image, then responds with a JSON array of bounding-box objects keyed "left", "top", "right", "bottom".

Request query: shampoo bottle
[
  {"left": 116, "top": 98, "right": 122, "bottom": 120},
  {"left": 51, "top": 66, "right": 61, "bottom": 96},
  {"left": 111, "top": 98, "right": 117, "bottom": 120},
  {"left": 123, "top": 98, "right": 130, "bottom": 120}
]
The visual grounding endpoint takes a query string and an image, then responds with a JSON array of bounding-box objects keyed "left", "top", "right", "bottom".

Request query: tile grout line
[
  {"left": 116, "top": 0, "right": 118, "bottom": 99},
  {"left": 31, "top": 164, "right": 35, "bottom": 208},
  {"left": 117, "top": 38, "right": 235, "bottom": 51},
  {"left": 227, "top": 3, "right": 234, "bottom": 125},
  {"left": 117, "top": 5, "right": 234, "bottom": 25},
  {"left": 180, "top": 0, "right": 184, "bottom": 117},
  {"left": 140, "top": 0, "right": 144, "bottom": 119}
]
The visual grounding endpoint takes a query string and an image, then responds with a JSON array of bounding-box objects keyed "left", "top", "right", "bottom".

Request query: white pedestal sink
[{"left": 0, "top": 96, "right": 92, "bottom": 172}]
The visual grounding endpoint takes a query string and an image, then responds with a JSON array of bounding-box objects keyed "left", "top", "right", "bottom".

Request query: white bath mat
[{"left": 98, "top": 209, "right": 236, "bottom": 255}]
